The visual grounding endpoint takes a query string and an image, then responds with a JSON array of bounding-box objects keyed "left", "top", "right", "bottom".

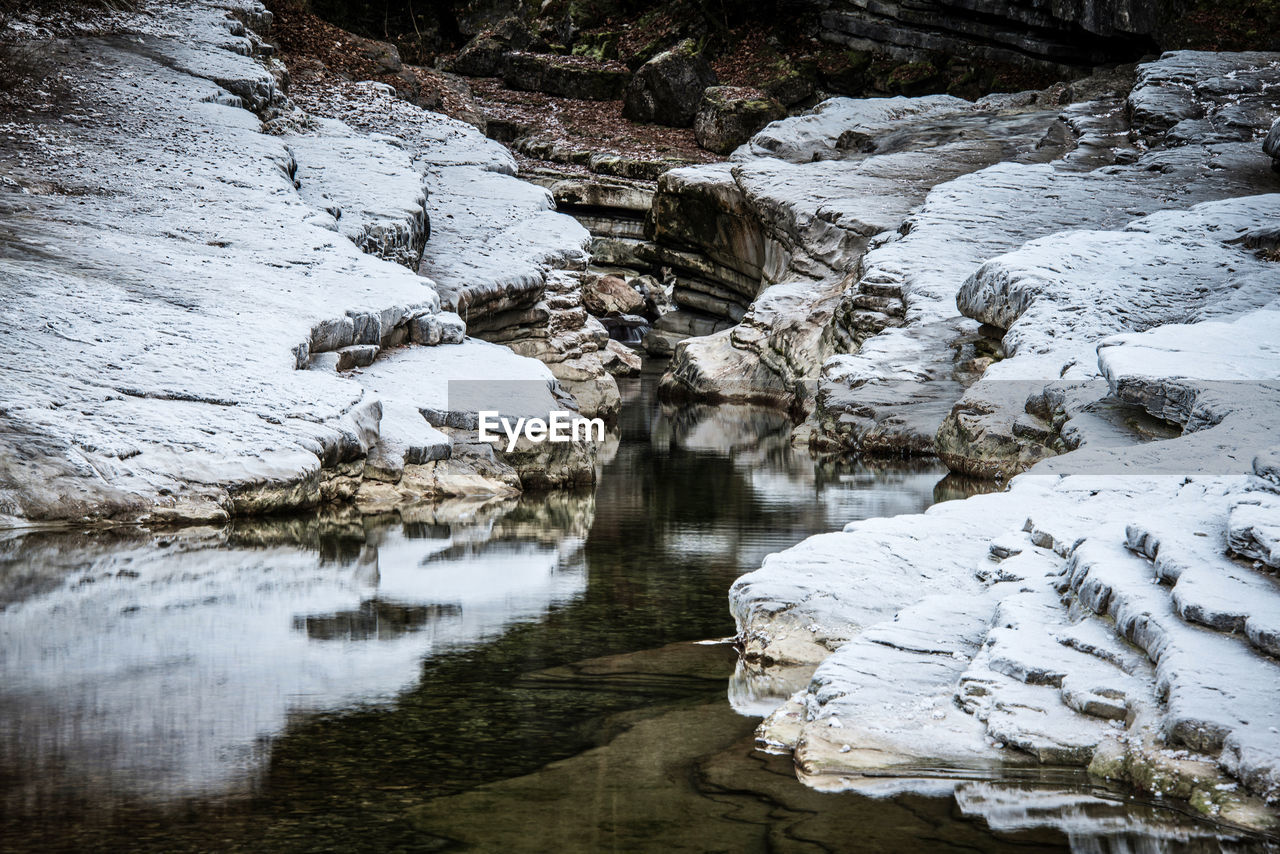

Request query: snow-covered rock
[
  {"left": 816, "top": 52, "right": 1280, "bottom": 458},
  {"left": 0, "top": 0, "right": 599, "bottom": 525},
  {"left": 655, "top": 96, "right": 1070, "bottom": 408},
  {"left": 938, "top": 195, "right": 1280, "bottom": 477}
]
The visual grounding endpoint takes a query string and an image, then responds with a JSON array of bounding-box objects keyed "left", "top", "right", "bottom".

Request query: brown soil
[
  {"left": 267, "top": 0, "right": 721, "bottom": 175},
  {"left": 467, "top": 76, "right": 719, "bottom": 168}
]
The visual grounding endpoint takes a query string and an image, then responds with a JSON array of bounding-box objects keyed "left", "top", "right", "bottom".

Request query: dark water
[{"left": 0, "top": 365, "right": 1270, "bottom": 852}]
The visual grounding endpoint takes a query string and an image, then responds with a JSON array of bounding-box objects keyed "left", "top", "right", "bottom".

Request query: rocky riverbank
[
  {"left": 0, "top": 0, "right": 639, "bottom": 526},
  {"left": 4, "top": 0, "right": 1280, "bottom": 836},
  {"left": 702, "top": 51, "right": 1280, "bottom": 831}
]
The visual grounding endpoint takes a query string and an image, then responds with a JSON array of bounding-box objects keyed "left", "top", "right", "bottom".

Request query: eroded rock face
[
  {"left": 654, "top": 93, "right": 1071, "bottom": 408},
  {"left": 693, "top": 86, "right": 786, "bottom": 155},
  {"left": 0, "top": 0, "right": 605, "bottom": 525},
  {"left": 622, "top": 39, "right": 716, "bottom": 127},
  {"left": 729, "top": 50, "right": 1280, "bottom": 827}
]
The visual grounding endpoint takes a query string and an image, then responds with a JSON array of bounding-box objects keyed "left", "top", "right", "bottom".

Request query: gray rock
[
  {"left": 409, "top": 312, "right": 443, "bottom": 346},
  {"left": 1266, "top": 118, "right": 1280, "bottom": 172},
  {"left": 438, "top": 311, "right": 466, "bottom": 344},
  {"left": 336, "top": 345, "right": 379, "bottom": 371},
  {"left": 311, "top": 316, "right": 356, "bottom": 353},
  {"left": 582, "top": 274, "right": 644, "bottom": 316},
  {"left": 622, "top": 39, "right": 717, "bottom": 127},
  {"left": 693, "top": 86, "right": 786, "bottom": 155}
]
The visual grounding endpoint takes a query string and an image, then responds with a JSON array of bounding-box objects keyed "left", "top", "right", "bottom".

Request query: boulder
[
  {"left": 763, "top": 72, "right": 814, "bottom": 107},
  {"left": 1266, "top": 118, "right": 1280, "bottom": 172},
  {"left": 450, "top": 36, "right": 506, "bottom": 77},
  {"left": 502, "top": 52, "right": 629, "bottom": 101},
  {"left": 349, "top": 35, "right": 403, "bottom": 73},
  {"left": 600, "top": 339, "right": 642, "bottom": 376},
  {"left": 693, "top": 86, "right": 786, "bottom": 155},
  {"left": 582, "top": 274, "right": 645, "bottom": 316},
  {"left": 622, "top": 39, "right": 717, "bottom": 127}
]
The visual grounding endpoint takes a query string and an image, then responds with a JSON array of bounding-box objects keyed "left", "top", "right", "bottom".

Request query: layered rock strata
[
  {"left": 803, "top": 0, "right": 1174, "bottom": 71},
  {"left": 653, "top": 92, "right": 1073, "bottom": 408},
  {"left": 729, "top": 51, "right": 1280, "bottom": 830},
  {"left": 0, "top": 0, "right": 599, "bottom": 526}
]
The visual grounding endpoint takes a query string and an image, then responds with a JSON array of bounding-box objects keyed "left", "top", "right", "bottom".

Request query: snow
[
  {"left": 739, "top": 94, "right": 973, "bottom": 163},
  {"left": 0, "top": 0, "right": 596, "bottom": 524}
]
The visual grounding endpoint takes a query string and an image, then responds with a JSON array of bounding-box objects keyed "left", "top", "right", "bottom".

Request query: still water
[{"left": 0, "top": 365, "right": 1271, "bottom": 852}]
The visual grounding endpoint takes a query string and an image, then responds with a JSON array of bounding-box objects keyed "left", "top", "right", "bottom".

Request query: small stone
[
  {"left": 336, "top": 344, "right": 379, "bottom": 371},
  {"left": 438, "top": 311, "right": 466, "bottom": 344}
]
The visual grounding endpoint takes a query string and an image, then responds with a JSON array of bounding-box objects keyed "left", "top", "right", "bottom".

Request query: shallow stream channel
[{"left": 1, "top": 363, "right": 1271, "bottom": 852}]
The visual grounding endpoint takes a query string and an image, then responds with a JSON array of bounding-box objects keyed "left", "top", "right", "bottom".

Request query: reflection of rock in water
[
  {"left": 953, "top": 781, "right": 1254, "bottom": 852},
  {"left": 411, "top": 640, "right": 1241, "bottom": 853},
  {"left": 293, "top": 600, "right": 463, "bottom": 642},
  {"left": 727, "top": 656, "right": 813, "bottom": 718},
  {"left": 0, "top": 489, "right": 595, "bottom": 811},
  {"left": 662, "top": 400, "right": 793, "bottom": 455}
]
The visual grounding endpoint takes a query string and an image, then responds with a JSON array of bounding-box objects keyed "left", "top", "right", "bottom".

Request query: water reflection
[
  {"left": 0, "top": 495, "right": 592, "bottom": 811},
  {"left": 2, "top": 365, "right": 1253, "bottom": 852}
]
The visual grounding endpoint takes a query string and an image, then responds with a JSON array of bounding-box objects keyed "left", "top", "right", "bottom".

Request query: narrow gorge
[{"left": 2, "top": 0, "right": 1280, "bottom": 850}]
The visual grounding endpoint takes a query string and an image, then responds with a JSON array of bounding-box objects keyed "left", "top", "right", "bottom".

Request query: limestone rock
[
  {"left": 502, "top": 52, "right": 629, "bottom": 101},
  {"left": 693, "top": 86, "right": 786, "bottom": 155},
  {"left": 582, "top": 274, "right": 644, "bottom": 316},
  {"left": 336, "top": 344, "right": 378, "bottom": 371},
  {"left": 0, "top": 1, "right": 595, "bottom": 523},
  {"left": 621, "top": 39, "right": 716, "bottom": 128},
  {"left": 600, "top": 339, "right": 641, "bottom": 377}
]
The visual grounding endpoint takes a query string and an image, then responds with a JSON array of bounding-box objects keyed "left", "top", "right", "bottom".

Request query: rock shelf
[
  {"left": 713, "top": 49, "right": 1280, "bottom": 830},
  {"left": 0, "top": 0, "right": 602, "bottom": 525}
]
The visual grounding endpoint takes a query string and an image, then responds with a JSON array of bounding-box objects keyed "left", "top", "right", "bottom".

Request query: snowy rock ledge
[
  {"left": 283, "top": 75, "right": 618, "bottom": 419},
  {"left": 0, "top": 0, "right": 595, "bottom": 525},
  {"left": 815, "top": 52, "right": 1280, "bottom": 459},
  {"left": 739, "top": 475, "right": 1280, "bottom": 830},
  {"left": 729, "top": 52, "right": 1280, "bottom": 831}
]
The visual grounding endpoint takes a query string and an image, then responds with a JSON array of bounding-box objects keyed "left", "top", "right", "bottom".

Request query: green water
[{"left": 0, "top": 366, "right": 1269, "bottom": 852}]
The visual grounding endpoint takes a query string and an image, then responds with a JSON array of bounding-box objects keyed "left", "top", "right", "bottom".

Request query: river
[{"left": 0, "top": 363, "right": 1267, "bottom": 852}]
